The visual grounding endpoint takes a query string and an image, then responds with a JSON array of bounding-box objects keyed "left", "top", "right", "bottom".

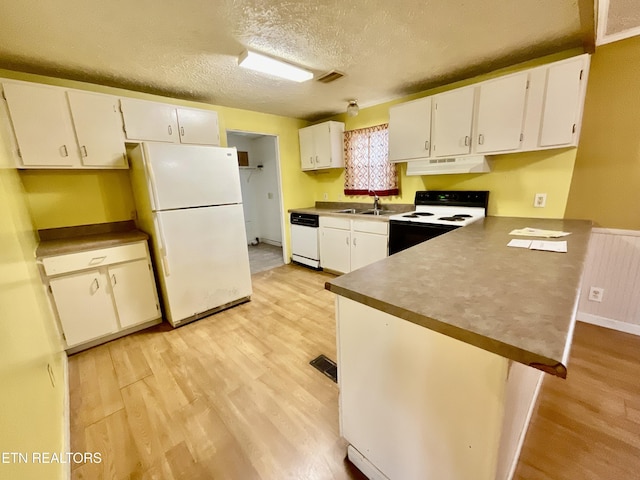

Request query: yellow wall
[
  {"left": 311, "top": 49, "right": 585, "bottom": 218},
  {"left": 564, "top": 36, "right": 640, "bottom": 229},
  {"left": 0, "top": 121, "right": 66, "bottom": 478}
]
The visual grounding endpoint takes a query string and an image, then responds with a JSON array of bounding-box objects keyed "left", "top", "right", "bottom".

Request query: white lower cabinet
[
  {"left": 49, "top": 269, "right": 119, "bottom": 347},
  {"left": 43, "top": 240, "right": 161, "bottom": 351},
  {"left": 319, "top": 216, "right": 388, "bottom": 274}
]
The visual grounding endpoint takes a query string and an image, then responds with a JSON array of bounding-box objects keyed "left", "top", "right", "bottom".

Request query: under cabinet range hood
[{"left": 406, "top": 156, "right": 491, "bottom": 176}]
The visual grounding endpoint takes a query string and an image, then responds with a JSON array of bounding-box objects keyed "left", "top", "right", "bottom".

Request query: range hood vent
[{"left": 406, "top": 156, "right": 491, "bottom": 176}]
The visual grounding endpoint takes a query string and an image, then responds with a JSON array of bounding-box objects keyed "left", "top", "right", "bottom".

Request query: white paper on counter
[
  {"left": 507, "top": 239, "right": 532, "bottom": 248},
  {"left": 509, "top": 227, "right": 571, "bottom": 238},
  {"left": 529, "top": 240, "right": 568, "bottom": 253}
]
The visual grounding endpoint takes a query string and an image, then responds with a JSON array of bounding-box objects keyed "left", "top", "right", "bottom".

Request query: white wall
[
  {"left": 252, "top": 135, "right": 282, "bottom": 245},
  {"left": 228, "top": 132, "right": 282, "bottom": 246},
  {"left": 577, "top": 228, "right": 640, "bottom": 335}
]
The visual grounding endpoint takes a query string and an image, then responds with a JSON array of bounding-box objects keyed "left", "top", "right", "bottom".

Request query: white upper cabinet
[
  {"left": 299, "top": 121, "right": 345, "bottom": 171},
  {"left": 432, "top": 87, "right": 475, "bottom": 157},
  {"left": 2, "top": 82, "right": 80, "bottom": 167},
  {"left": 387, "top": 53, "right": 590, "bottom": 164},
  {"left": 475, "top": 73, "right": 528, "bottom": 153},
  {"left": 120, "top": 98, "right": 179, "bottom": 143},
  {"left": 120, "top": 99, "right": 220, "bottom": 146},
  {"left": 539, "top": 57, "right": 588, "bottom": 148},
  {"left": 176, "top": 107, "right": 220, "bottom": 145},
  {"left": 67, "top": 90, "right": 127, "bottom": 168},
  {"left": 388, "top": 96, "right": 432, "bottom": 162},
  {"left": 299, "top": 126, "right": 315, "bottom": 170}
]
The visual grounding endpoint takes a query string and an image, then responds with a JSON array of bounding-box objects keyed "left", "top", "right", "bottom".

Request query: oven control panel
[{"left": 414, "top": 191, "right": 488, "bottom": 209}]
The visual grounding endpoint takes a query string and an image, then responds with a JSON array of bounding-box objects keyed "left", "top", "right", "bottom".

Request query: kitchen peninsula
[{"left": 326, "top": 216, "right": 592, "bottom": 480}]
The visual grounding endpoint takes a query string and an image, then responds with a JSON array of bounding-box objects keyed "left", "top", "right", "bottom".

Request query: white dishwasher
[{"left": 290, "top": 212, "right": 320, "bottom": 269}]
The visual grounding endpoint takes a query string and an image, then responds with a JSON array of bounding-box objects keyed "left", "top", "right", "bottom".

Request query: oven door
[{"left": 389, "top": 220, "right": 459, "bottom": 255}]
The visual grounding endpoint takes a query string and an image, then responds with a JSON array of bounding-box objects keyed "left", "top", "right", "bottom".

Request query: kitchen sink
[
  {"left": 360, "top": 209, "right": 395, "bottom": 216},
  {"left": 334, "top": 208, "right": 396, "bottom": 216},
  {"left": 334, "top": 208, "right": 367, "bottom": 214}
]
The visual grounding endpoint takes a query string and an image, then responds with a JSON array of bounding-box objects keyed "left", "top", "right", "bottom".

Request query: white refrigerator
[{"left": 129, "top": 142, "right": 252, "bottom": 327}]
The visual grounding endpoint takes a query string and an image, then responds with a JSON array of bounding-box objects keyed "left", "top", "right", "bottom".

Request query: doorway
[{"left": 227, "top": 130, "right": 287, "bottom": 275}]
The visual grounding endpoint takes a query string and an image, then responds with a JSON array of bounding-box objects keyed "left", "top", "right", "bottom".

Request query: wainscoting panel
[{"left": 577, "top": 228, "right": 640, "bottom": 334}]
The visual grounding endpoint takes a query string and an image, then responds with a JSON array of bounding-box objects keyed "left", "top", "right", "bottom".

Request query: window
[{"left": 344, "top": 123, "right": 399, "bottom": 196}]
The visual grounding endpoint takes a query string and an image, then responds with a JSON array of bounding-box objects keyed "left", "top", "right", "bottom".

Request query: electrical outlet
[
  {"left": 323, "top": 192, "right": 329, "bottom": 200},
  {"left": 534, "top": 193, "right": 547, "bottom": 208},
  {"left": 588, "top": 286, "right": 604, "bottom": 302}
]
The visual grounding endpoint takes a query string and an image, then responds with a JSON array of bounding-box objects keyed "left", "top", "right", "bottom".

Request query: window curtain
[{"left": 343, "top": 123, "right": 398, "bottom": 196}]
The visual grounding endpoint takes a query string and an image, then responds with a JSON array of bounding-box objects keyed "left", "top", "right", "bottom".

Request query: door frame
[{"left": 225, "top": 129, "right": 289, "bottom": 264}]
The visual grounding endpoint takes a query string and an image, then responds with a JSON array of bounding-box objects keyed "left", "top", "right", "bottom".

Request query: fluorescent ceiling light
[{"left": 238, "top": 50, "right": 313, "bottom": 82}]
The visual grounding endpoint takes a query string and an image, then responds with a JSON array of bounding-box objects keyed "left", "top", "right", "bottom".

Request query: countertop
[
  {"left": 325, "top": 216, "right": 592, "bottom": 378},
  {"left": 289, "top": 201, "right": 413, "bottom": 221},
  {"left": 36, "top": 221, "right": 149, "bottom": 257}
]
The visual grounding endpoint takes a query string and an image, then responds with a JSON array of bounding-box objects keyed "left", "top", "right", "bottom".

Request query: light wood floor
[
  {"left": 514, "top": 321, "right": 640, "bottom": 480},
  {"left": 70, "top": 264, "right": 640, "bottom": 479}
]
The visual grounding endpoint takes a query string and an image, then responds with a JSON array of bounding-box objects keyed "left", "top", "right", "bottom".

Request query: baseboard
[
  {"left": 259, "top": 238, "right": 282, "bottom": 247},
  {"left": 578, "top": 313, "right": 640, "bottom": 336},
  {"left": 63, "top": 352, "right": 70, "bottom": 480},
  {"left": 347, "top": 445, "right": 390, "bottom": 480}
]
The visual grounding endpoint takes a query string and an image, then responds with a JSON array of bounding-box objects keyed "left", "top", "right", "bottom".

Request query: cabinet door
[
  {"left": 120, "top": 98, "right": 179, "bottom": 143},
  {"left": 475, "top": 73, "right": 528, "bottom": 153},
  {"left": 539, "top": 58, "right": 585, "bottom": 147},
  {"left": 176, "top": 108, "right": 220, "bottom": 146},
  {"left": 432, "top": 87, "right": 475, "bottom": 157},
  {"left": 49, "top": 270, "right": 118, "bottom": 347},
  {"left": 313, "top": 123, "right": 333, "bottom": 168},
  {"left": 299, "top": 126, "right": 316, "bottom": 170},
  {"left": 109, "top": 259, "right": 160, "bottom": 329},
  {"left": 351, "top": 231, "right": 388, "bottom": 271},
  {"left": 388, "top": 97, "right": 432, "bottom": 162},
  {"left": 67, "top": 90, "right": 127, "bottom": 168},
  {"left": 2, "top": 82, "right": 79, "bottom": 167},
  {"left": 320, "top": 226, "right": 351, "bottom": 273}
]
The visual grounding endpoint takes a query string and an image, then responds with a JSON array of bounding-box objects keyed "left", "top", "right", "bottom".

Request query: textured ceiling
[{"left": 0, "top": 0, "right": 595, "bottom": 120}]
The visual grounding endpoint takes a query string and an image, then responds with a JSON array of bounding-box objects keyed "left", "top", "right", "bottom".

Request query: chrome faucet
[{"left": 370, "top": 190, "right": 380, "bottom": 211}]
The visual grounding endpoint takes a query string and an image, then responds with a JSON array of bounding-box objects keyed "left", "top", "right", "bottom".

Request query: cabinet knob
[
  {"left": 168, "top": 125, "right": 173, "bottom": 135},
  {"left": 60, "top": 145, "right": 69, "bottom": 157},
  {"left": 92, "top": 278, "right": 100, "bottom": 291},
  {"left": 353, "top": 237, "right": 357, "bottom": 246},
  {"left": 180, "top": 126, "right": 185, "bottom": 137},
  {"left": 424, "top": 140, "right": 430, "bottom": 151},
  {"left": 478, "top": 134, "right": 484, "bottom": 145},
  {"left": 464, "top": 136, "right": 470, "bottom": 147},
  {"left": 345, "top": 236, "right": 349, "bottom": 245},
  {"left": 81, "top": 145, "right": 88, "bottom": 157}
]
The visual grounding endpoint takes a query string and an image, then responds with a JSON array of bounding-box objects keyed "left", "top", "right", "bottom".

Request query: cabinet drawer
[
  {"left": 353, "top": 220, "right": 389, "bottom": 235},
  {"left": 42, "top": 242, "right": 147, "bottom": 276},
  {"left": 320, "top": 216, "right": 351, "bottom": 230}
]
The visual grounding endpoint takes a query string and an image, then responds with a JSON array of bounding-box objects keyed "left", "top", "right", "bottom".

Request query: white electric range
[{"left": 388, "top": 191, "right": 489, "bottom": 254}]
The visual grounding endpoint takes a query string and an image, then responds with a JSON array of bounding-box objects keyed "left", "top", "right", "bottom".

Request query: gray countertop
[
  {"left": 325, "top": 216, "right": 592, "bottom": 378},
  {"left": 36, "top": 221, "right": 149, "bottom": 257},
  {"left": 289, "top": 201, "right": 413, "bottom": 221}
]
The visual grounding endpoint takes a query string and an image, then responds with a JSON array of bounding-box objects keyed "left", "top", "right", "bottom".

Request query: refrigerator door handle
[
  {"left": 153, "top": 213, "right": 171, "bottom": 276},
  {"left": 142, "top": 148, "right": 161, "bottom": 211}
]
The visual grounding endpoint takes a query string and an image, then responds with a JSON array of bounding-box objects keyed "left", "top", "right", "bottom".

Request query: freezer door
[
  {"left": 144, "top": 142, "right": 242, "bottom": 210},
  {"left": 154, "top": 204, "right": 252, "bottom": 325}
]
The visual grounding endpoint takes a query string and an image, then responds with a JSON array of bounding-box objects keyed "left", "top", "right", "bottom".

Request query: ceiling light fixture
[
  {"left": 347, "top": 100, "right": 359, "bottom": 117},
  {"left": 238, "top": 50, "right": 313, "bottom": 83}
]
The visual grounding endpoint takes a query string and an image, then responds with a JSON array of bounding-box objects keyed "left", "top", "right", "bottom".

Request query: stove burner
[
  {"left": 403, "top": 214, "right": 419, "bottom": 218},
  {"left": 453, "top": 214, "right": 472, "bottom": 218},
  {"left": 439, "top": 216, "right": 466, "bottom": 221},
  {"left": 414, "top": 212, "right": 434, "bottom": 216}
]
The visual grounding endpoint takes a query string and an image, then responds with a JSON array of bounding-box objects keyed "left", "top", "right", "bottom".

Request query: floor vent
[
  {"left": 310, "top": 354, "right": 337, "bottom": 383},
  {"left": 316, "top": 70, "right": 344, "bottom": 83}
]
